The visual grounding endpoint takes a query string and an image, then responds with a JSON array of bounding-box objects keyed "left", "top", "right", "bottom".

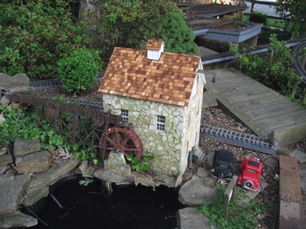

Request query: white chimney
[{"left": 146, "top": 39, "right": 164, "bottom": 61}]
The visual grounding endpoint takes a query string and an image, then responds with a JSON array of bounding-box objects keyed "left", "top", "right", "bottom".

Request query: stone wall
[
  {"left": 179, "top": 63, "right": 206, "bottom": 174},
  {"left": 103, "top": 94, "right": 184, "bottom": 176}
]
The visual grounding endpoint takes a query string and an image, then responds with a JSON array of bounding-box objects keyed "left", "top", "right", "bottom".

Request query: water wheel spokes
[{"left": 99, "top": 126, "right": 143, "bottom": 160}]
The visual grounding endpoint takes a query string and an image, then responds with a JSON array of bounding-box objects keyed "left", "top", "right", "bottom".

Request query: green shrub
[
  {"left": 0, "top": 0, "right": 87, "bottom": 79},
  {"left": 56, "top": 47, "right": 100, "bottom": 95},
  {"left": 249, "top": 11, "right": 268, "bottom": 25}
]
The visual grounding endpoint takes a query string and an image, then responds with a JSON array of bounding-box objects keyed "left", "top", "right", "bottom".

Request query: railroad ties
[{"left": 201, "top": 124, "right": 277, "bottom": 155}]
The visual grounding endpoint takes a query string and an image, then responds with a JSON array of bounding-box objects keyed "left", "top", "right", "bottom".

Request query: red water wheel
[{"left": 99, "top": 126, "right": 143, "bottom": 160}]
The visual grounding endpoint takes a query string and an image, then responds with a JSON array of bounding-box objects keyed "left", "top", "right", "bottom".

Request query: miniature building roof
[
  {"left": 146, "top": 39, "right": 164, "bottom": 51},
  {"left": 98, "top": 46, "right": 201, "bottom": 106}
]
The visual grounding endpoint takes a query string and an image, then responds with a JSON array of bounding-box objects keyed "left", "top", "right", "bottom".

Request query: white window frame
[
  {"left": 156, "top": 115, "right": 166, "bottom": 131},
  {"left": 121, "top": 109, "right": 128, "bottom": 122}
]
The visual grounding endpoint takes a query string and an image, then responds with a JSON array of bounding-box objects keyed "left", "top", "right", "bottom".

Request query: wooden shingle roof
[{"left": 98, "top": 47, "right": 201, "bottom": 106}]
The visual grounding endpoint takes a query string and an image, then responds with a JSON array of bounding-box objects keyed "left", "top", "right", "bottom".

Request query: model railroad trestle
[{"left": 6, "top": 93, "right": 144, "bottom": 159}]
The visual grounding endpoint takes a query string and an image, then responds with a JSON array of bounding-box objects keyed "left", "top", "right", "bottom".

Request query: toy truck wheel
[
  {"left": 218, "top": 171, "right": 225, "bottom": 178},
  {"left": 244, "top": 180, "right": 254, "bottom": 189}
]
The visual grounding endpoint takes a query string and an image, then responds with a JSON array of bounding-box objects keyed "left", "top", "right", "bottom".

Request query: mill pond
[{"left": 22, "top": 174, "right": 183, "bottom": 229}]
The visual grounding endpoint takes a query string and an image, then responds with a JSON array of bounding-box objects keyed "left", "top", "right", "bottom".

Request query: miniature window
[
  {"left": 121, "top": 109, "right": 128, "bottom": 122},
  {"left": 157, "top": 115, "right": 166, "bottom": 131}
]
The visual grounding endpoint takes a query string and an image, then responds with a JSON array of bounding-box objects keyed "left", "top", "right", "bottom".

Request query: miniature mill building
[{"left": 98, "top": 39, "right": 206, "bottom": 176}]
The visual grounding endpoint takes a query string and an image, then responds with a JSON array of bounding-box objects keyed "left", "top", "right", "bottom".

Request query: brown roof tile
[
  {"left": 146, "top": 39, "right": 163, "bottom": 50},
  {"left": 98, "top": 47, "right": 201, "bottom": 106}
]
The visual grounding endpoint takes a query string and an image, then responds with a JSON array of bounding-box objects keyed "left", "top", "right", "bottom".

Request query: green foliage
[
  {"left": 198, "top": 186, "right": 263, "bottom": 229},
  {"left": 74, "top": 149, "right": 100, "bottom": 165},
  {"left": 56, "top": 47, "right": 100, "bottom": 95},
  {"left": 52, "top": 97, "right": 71, "bottom": 104},
  {"left": 275, "top": 0, "right": 306, "bottom": 38},
  {"left": 0, "top": 0, "right": 88, "bottom": 79},
  {"left": 82, "top": 0, "right": 181, "bottom": 60},
  {"left": 0, "top": 105, "right": 66, "bottom": 150},
  {"left": 79, "top": 177, "right": 95, "bottom": 186},
  {"left": 230, "top": 34, "right": 302, "bottom": 98},
  {"left": 249, "top": 11, "right": 268, "bottom": 25},
  {"left": 126, "top": 153, "right": 154, "bottom": 171},
  {"left": 156, "top": 12, "right": 200, "bottom": 56}
]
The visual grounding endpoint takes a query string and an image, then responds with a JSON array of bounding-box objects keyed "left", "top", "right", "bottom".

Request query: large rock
[
  {"left": 12, "top": 73, "right": 30, "bottom": 85},
  {"left": 177, "top": 207, "right": 216, "bottom": 229},
  {"left": 22, "top": 186, "right": 49, "bottom": 207},
  {"left": 178, "top": 176, "right": 217, "bottom": 205},
  {"left": 104, "top": 151, "right": 131, "bottom": 175},
  {"left": 289, "top": 149, "right": 306, "bottom": 164},
  {"left": 0, "top": 174, "right": 32, "bottom": 215},
  {"left": 0, "top": 95, "right": 10, "bottom": 107},
  {"left": 0, "top": 113, "right": 5, "bottom": 125},
  {"left": 94, "top": 169, "right": 134, "bottom": 185},
  {"left": 16, "top": 150, "right": 52, "bottom": 174},
  {"left": 0, "top": 73, "right": 30, "bottom": 93},
  {"left": 134, "top": 173, "right": 155, "bottom": 187},
  {"left": 202, "top": 89, "right": 218, "bottom": 108},
  {"left": 0, "top": 154, "right": 13, "bottom": 167},
  {"left": 26, "top": 158, "right": 79, "bottom": 195},
  {"left": 0, "top": 211, "right": 38, "bottom": 228},
  {"left": 79, "top": 160, "right": 96, "bottom": 177},
  {"left": 0, "top": 147, "right": 7, "bottom": 156},
  {"left": 14, "top": 138, "right": 41, "bottom": 157}
]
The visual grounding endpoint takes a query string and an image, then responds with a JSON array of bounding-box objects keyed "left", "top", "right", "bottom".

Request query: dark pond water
[{"left": 23, "top": 175, "right": 183, "bottom": 229}]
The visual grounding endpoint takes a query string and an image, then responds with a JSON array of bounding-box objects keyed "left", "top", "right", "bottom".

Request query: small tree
[
  {"left": 57, "top": 48, "right": 100, "bottom": 95},
  {"left": 156, "top": 12, "right": 200, "bottom": 56},
  {"left": 275, "top": 0, "right": 306, "bottom": 38},
  {"left": 79, "top": 0, "right": 181, "bottom": 61}
]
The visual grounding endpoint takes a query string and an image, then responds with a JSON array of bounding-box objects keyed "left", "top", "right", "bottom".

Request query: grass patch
[
  {"left": 198, "top": 186, "right": 265, "bottom": 229},
  {"left": 242, "top": 15, "right": 285, "bottom": 29}
]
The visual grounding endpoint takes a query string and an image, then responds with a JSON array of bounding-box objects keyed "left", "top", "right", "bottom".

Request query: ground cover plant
[
  {"left": 0, "top": 103, "right": 101, "bottom": 164},
  {"left": 0, "top": 105, "right": 66, "bottom": 150},
  {"left": 198, "top": 186, "right": 266, "bottom": 229}
]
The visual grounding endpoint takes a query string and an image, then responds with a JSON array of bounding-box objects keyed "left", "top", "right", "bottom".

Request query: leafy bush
[
  {"left": 0, "top": 0, "right": 87, "bottom": 79},
  {"left": 249, "top": 11, "right": 268, "bottom": 25},
  {"left": 198, "top": 186, "right": 263, "bottom": 229},
  {"left": 230, "top": 34, "right": 302, "bottom": 95},
  {"left": 56, "top": 47, "right": 100, "bottom": 95},
  {"left": 0, "top": 105, "right": 66, "bottom": 150}
]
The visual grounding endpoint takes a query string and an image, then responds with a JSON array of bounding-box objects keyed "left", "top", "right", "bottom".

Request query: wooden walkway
[{"left": 204, "top": 68, "right": 306, "bottom": 145}]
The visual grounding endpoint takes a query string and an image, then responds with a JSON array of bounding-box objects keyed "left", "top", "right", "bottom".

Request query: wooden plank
[
  {"left": 253, "top": 108, "right": 306, "bottom": 121},
  {"left": 211, "top": 86, "right": 268, "bottom": 138},
  {"left": 209, "top": 76, "right": 257, "bottom": 87},
  {"left": 216, "top": 84, "right": 268, "bottom": 95},
  {"left": 236, "top": 97, "right": 285, "bottom": 111},
  {"left": 227, "top": 91, "right": 278, "bottom": 103},
  {"left": 271, "top": 123, "right": 306, "bottom": 145},
  {"left": 256, "top": 110, "right": 306, "bottom": 128},
  {"left": 246, "top": 102, "right": 305, "bottom": 118}
]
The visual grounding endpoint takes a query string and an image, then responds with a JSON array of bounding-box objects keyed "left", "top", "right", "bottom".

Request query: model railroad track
[
  {"left": 30, "top": 79, "right": 61, "bottom": 89},
  {"left": 292, "top": 40, "right": 306, "bottom": 84},
  {"left": 41, "top": 96, "right": 104, "bottom": 111},
  {"left": 202, "top": 39, "right": 305, "bottom": 65},
  {"left": 201, "top": 124, "right": 277, "bottom": 155},
  {"left": 30, "top": 75, "right": 105, "bottom": 111}
]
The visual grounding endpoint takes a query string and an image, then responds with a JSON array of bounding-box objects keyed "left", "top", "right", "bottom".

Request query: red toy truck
[{"left": 237, "top": 157, "right": 263, "bottom": 191}]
